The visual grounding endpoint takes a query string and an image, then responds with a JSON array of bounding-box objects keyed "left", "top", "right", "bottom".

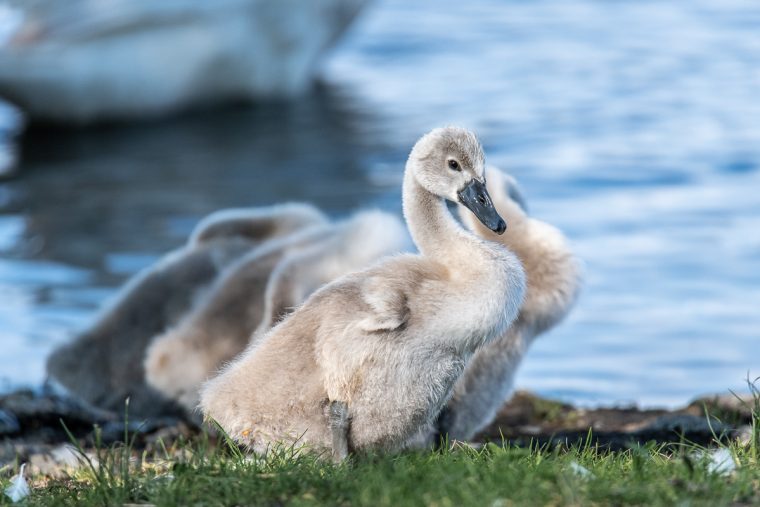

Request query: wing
[
  {"left": 357, "top": 275, "right": 409, "bottom": 333},
  {"left": 257, "top": 246, "right": 326, "bottom": 333},
  {"left": 259, "top": 265, "right": 410, "bottom": 336},
  {"left": 189, "top": 204, "right": 326, "bottom": 247}
]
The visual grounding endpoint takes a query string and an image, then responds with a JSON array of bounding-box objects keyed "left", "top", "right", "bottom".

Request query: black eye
[{"left": 448, "top": 159, "right": 460, "bottom": 171}]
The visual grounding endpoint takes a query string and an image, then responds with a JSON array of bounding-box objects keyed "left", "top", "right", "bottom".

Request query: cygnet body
[
  {"left": 200, "top": 127, "right": 526, "bottom": 459},
  {"left": 433, "top": 168, "right": 582, "bottom": 442},
  {"left": 46, "top": 203, "right": 326, "bottom": 416},
  {"left": 145, "top": 210, "right": 410, "bottom": 413}
]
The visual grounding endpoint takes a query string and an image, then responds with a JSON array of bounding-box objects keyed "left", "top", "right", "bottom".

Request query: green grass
[
  {"left": 3, "top": 434, "right": 758, "bottom": 506},
  {"left": 3, "top": 386, "right": 759, "bottom": 506}
]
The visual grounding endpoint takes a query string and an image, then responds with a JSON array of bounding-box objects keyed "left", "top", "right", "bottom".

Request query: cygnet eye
[{"left": 448, "top": 159, "right": 460, "bottom": 171}]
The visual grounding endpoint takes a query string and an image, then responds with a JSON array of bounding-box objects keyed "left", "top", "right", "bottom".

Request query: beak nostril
[{"left": 478, "top": 195, "right": 486, "bottom": 205}]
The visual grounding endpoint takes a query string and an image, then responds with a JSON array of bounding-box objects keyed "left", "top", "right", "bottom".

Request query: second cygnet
[
  {"left": 432, "top": 167, "right": 582, "bottom": 443},
  {"left": 145, "top": 210, "right": 411, "bottom": 413}
]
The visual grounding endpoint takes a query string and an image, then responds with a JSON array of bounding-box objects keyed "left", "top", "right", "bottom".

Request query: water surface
[{"left": 1, "top": 0, "right": 759, "bottom": 407}]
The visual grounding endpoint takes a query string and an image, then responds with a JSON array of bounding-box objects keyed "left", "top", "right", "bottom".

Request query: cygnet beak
[{"left": 457, "top": 179, "right": 507, "bottom": 234}]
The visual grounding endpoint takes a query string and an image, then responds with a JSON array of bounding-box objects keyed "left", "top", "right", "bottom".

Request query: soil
[{"left": 475, "top": 390, "right": 754, "bottom": 450}]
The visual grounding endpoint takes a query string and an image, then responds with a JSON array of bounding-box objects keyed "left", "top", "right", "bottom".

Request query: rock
[
  {"left": 98, "top": 416, "right": 187, "bottom": 445},
  {"left": 686, "top": 393, "right": 757, "bottom": 422},
  {"left": 0, "top": 388, "right": 206, "bottom": 470},
  {"left": 28, "top": 444, "right": 83, "bottom": 478},
  {"left": 476, "top": 390, "right": 739, "bottom": 450},
  {"left": 0, "top": 389, "right": 116, "bottom": 442},
  {"left": 631, "top": 414, "right": 728, "bottom": 443},
  {"left": 0, "top": 409, "right": 20, "bottom": 435}
]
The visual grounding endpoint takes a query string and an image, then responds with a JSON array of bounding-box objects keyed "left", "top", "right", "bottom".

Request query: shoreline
[{"left": 1, "top": 388, "right": 754, "bottom": 476}]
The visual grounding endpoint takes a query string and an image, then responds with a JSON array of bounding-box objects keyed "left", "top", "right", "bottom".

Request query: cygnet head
[
  {"left": 144, "top": 329, "right": 218, "bottom": 411},
  {"left": 409, "top": 127, "right": 506, "bottom": 234}
]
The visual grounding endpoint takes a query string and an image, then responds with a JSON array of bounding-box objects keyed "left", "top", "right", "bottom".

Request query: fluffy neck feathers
[{"left": 402, "top": 163, "right": 494, "bottom": 270}]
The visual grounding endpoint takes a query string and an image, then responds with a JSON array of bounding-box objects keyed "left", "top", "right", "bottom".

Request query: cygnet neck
[{"left": 402, "top": 164, "right": 489, "bottom": 268}]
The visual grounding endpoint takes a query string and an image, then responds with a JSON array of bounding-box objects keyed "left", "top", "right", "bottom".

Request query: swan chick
[
  {"left": 434, "top": 167, "right": 582, "bottom": 442},
  {"left": 256, "top": 210, "right": 412, "bottom": 332},
  {"left": 189, "top": 203, "right": 327, "bottom": 247},
  {"left": 46, "top": 203, "right": 325, "bottom": 416},
  {"left": 145, "top": 210, "right": 410, "bottom": 413},
  {"left": 200, "top": 127, "right": 526, "bottom": 460}
]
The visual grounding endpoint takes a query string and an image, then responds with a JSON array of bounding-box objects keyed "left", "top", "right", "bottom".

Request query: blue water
[{"left": 0, "top": 0, "right": 758, "bottom": 407}]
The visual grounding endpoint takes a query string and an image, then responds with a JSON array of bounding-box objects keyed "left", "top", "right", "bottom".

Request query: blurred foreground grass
[{"left": 2, "top": 386, "right": 759, "bottom": 506}]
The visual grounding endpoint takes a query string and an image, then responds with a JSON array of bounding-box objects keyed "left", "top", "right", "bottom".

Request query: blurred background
[{"left": 0, "top": 0, "right": 758, "bottom": 408}]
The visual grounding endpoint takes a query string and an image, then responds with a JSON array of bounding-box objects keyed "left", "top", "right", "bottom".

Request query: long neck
[{"left": 402, "top": 165, "right": 487, "bottom": 267}]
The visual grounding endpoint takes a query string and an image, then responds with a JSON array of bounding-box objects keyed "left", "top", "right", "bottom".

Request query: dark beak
[{"left": 457, "top": 179, "right": 507, "bottom": 234}]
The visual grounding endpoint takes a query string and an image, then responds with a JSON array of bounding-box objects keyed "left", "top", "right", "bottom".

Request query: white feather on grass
[
  {"left": 4, "top": 463, "right": 30, "bottom": 503},
  {"left": 706, "top": 448, "right": 736, "bottom": 476}
]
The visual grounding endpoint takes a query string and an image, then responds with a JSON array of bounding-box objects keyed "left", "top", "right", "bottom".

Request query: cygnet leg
[
  {"left": 328, "top": 400, "right": 351, "bottom": 462},
  {"left": 433, "top": 406, "right": 453, "bottom": 449}
]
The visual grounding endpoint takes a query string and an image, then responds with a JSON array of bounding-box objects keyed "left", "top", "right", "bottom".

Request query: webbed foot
[{"left": 328, "top": 400, "right": 351, "bottom": 462}]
